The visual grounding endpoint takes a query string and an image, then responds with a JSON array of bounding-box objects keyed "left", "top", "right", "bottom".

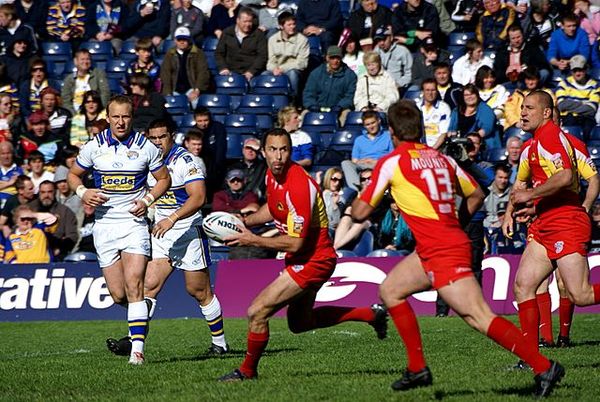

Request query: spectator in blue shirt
[
  {"left": 0, "top": 141, "right": 23, "bottom": 209},
  {"left": 547, "top": 13, "right": 598, "bottom": 72},
  {"left": 279, "top": 106, "right": 313, "bottom": 170}
]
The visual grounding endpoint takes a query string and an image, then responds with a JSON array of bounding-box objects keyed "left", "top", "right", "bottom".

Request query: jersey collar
[
  {"left": 107, "top": 129, "right": 136, "bottom": 148},
  {"left": 164, "top": 144, "right": 181, "bottom": 164}
]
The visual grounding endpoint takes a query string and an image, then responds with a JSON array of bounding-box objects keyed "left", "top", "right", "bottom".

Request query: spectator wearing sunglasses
[
  {"left": 212, "top": 168, "right": 260, "bottom": 215},
  {"left": 4, "top": 204, "right": 57, "bottom": 263}
]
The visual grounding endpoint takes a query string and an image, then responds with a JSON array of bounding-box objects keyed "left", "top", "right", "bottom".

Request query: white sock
[
  {"left": 128, "top": 301, "right": 149, "bottom": 355},
  {"left": 201, "top": 295, "right": 227, "bottom": 349}
]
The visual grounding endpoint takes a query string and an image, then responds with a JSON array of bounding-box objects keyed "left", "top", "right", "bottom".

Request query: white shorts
[
  {"left": 151, "top": 224, "right": 212, "bottom": 271},
  {"left": 93, "top": 219, "right": 151, "bottom": 268}
]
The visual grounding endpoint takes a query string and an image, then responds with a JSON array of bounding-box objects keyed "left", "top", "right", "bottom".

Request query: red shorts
[
  {"left": 420, "top": 247, "right": 473, "bottom": 290},
  {"left": 285, "top": 258, "right": 337, "bottom": 290},
  {"left": 528, "top": 210, "right": 591, "bottom": 260}
]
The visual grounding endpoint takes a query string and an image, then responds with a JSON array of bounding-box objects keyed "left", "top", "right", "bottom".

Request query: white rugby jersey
[
  {"left": 76, "top": 129, "right": 163, "bottom": 222},
  {"left": 417, "top": 99, "right": 451, "bottom": 147},
  {"left": 148, "top": 145, "right": 205, "bottom": 228}
]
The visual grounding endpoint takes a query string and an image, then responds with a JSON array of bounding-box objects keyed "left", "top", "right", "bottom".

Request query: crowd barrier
[{"left": 2, "top": 254, "right": 600, "bottom": 321}]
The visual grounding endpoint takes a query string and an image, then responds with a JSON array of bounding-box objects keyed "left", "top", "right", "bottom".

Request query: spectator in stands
[
  {"left": 347, "top": 0, "right": 392, "bottom": 40},
  {"left": 160, "top": 26, "right": 209, "bottom": 110},
  {"left": 70, "top": 90, "right": 107, "bottom": 147},
  {"left": 526, "top": 0, "right": 557, "bottom": 48},
  {"left": 377, "top": 200, "right": 414, "bottom": 252},
  {"left": 192, "top": 108, "right": 226, "bottom": 196},
  {"left": 76, "top": 203, "right": 96, "bottom": 253},
  {"left": 130, "top": 0, "right": 171, "bottom": 48},
  {"left": 61, "top": 49, "right": 110, "bottom": 115},
  {"left": 46, "top": 0, "right": 86, "bottom": 49},
  {"left": 19, "top": 111, "right": 65, "bottom": 162},
  {"left": 206, "top": 0, "right": 239, "bottom": 39},
  {"left": 18, "top": 59, "right": 49, "bottom": 118},
  {"left": 54, "top": 164, "right": 82, "bottom": 219},
  {"left": 451, "top": 0, "right": 484, "bottom": 32},
  {"left": 353, "top": 51, "right": 399, "bottom": 112},
  {"left": 505, "top": 135, "right": 521, "bottom": 182},
  {"left": 434, "top": 62, "right": 462, "bottom": 109},
  {"left": 215, "top": 7, "right": 267, "bottom": 81},
  {"left": 266, "top": 11, "right": 309, "bottom": 99},
  {"left": 0, "top": 174, "right": 36, "bottom": 234},
  {"left": 448, "top": 84, "right": 500, "bottom": 149},
  {"left": 391, "top": 0, "right": 440, "bottom": 52},
  {"left": 494, "top": 24, "right": 551, "bottom": 86},
  {"left": 321, "top": 167, "right": 344, "bottom": 233},
  {"left": 180, "top": 127, "right": 207, "bottom": 176},
  {"left": 373, "top": 26, "right": 412, "bottom": 92},
  {"left": 0, "top": 142, "right": 23, "bottom": 208},
  {"left": 40, "top": 88, "right": 72, "bottom": 146},
  {"left": 0, "top": 4, "right": 37, "bottom": 56},
  {"left": 483, "top": 163, "right": 511, "bottom": 230},
  {"left": 170, "top": 0, "right": 204, "bottom": 46},
  {"left": 1, "top": 39, "right": 32, "bottom": 88},
  {"left": 476, "top": 0, "right": 516, "bottom": 51},
  {"left": 0, "top": 63, "right": 18, "bottom": 112},
  {"left": 16, "top": 0, "right": 49, "bottom": 41},
  {"left": 451, "top": 39, "right": 493, "bottom": 86},
  {"left": 465, "top": 132, "right": 494, "bottom": 180},
  {"left": 303, "top": 45, "right": 357, "bottom": 123},
  {"left": 547, "top": 13, "right": 595, "bottom": 72},
  {"left": 411, "top": 37, "right": 450, "bottom": 88},
  {"left": 278, "top": 106, "right": 313, "bottom": 169},
  {"left": 4, "top": 204, "right": 57, "bottom": 264},
  {"left": 28, "top": 180, "right": 78, "bottom": 260},
  {"left": 26, "top": 151, "right": 54, "bottom": 193},
  {"left": 341, "top": 110, "right": 393, "bottom": 191},
  {"left": 475, "top": 66, "right": 509, "bottom": 127},
  {"left": 126, "top": 38, "right": 161, "bottom": 93},
  {"left": 0, "top": 92, "right": 25, "bottom": 145},
  {"left": 258, "top": 0, "right": 286, "bottom": 38},
  {"left": 590, "top": 201, "right": 600, "bottom": 253},
  {"left": 574, "top": 0, "right": 600, "bottom": 45},
  {"left": 417, "top": 78, "right": 451, "bottom": 149},
  {"left": 503, "top": 66, "right": 555, "bottom": 129},
  {"left": 556, "top": 55, "right": 600, "bottom": 140},
  {"left": 342, "top": 35, "right": 366, "bottom": 77},
  {"left": 129, "top": 73, "right": 169, "bottom": 133},
  {"left": 212, "top": 168, "right": 260, "bottom": 213},
  {"left": 230, "top": 137, "right": 267, "bottom": 201},
  {"left": 296, "top": 0, "right": 343, "bottom": 52},
  {"left": 84, "top": 0, "right": 141, "bottom": 54}
]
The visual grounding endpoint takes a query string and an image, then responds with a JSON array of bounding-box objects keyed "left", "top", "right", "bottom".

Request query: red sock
[
  {"left": 593, "top": 284, "right": 600, "bottom": 304},
  {"left": 388, "top": 302, "right": 426, "bottom": 372},
  {"left": 312, "top": 306, "right": 375, "bottom": 328},
  {"left": 239, "top": 330, "right": 269, "bottom": 378},
  {"left": 558, "top": 297, "right": 575, "bottom": 338},
  {"left": 536, "top": 292, "right": 554, "bottom": 344},
  {"left": 517, "top": 298, "right": 539, "bottom": 352},
  {"left": 487, "top": 317, "right": 551, "bottom": 374}
]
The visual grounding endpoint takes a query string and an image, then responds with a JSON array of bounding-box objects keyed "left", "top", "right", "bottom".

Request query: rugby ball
[{"left": 202, "top": 211, "right": 244, "bottom": 242}]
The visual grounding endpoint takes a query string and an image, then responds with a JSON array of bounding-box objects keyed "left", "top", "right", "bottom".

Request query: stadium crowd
[{"left": 1, "top": 0, "right": 600, "bottom": 263}]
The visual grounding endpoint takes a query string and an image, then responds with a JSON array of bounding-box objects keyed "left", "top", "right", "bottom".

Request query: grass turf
[{"left": 1, "top": 315, "right": 599, "bottom": 401}]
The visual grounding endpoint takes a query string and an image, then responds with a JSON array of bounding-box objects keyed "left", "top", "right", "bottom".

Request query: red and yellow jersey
[
  {"left": 517, "top": 121, "right": 582, "bottom": 216},
  {"left": 360, "top": 141, "right": 478, "bottom": 261},
  {"left": 266, "top": 163, "right": 336, "bottom": 265},
  {"left": 4, "top": 223, "right": 56, "bottom": 264}
]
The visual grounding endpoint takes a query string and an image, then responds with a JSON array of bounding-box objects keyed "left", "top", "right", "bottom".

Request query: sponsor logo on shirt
[
  {"left": 101, "top": 175, "right": 136, "bottom": 191},
  {"left": 126, "top": 151, "right": 139, "bottom": 160}
]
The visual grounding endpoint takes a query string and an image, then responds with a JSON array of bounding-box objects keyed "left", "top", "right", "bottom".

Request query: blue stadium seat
[
  {"left": 503, "top": 126, "right": 532, "bottom": 144},
  {"left": 46, "top": 61, "right": 64, "bottom": 79},
  {"left": 236, "top": 94, "right": 275, "bottom": 114},
  {"left": 562, "top": 125, "right": 584, "bottom": 141},
  {"left": 179, "top": 113, "right": 196, "bottom": 130},
  {"left": 336, "top": 250, "right": 358, "bottom": 258},
  {"left": 164, "top": 95, "right": 190, "bottom": 116},
  {"left": 590, "top": 125, "right": 600, "bottom": 141},
  {"left": 449, "top": 32, "right": 475, "bottom": 46},
  {"left": 367, "top": 249, "right": 408, "bottom": 257},
  {"left": 403, "top": 90, "right": 421, "bottom": 102},
  {"left": 250, "top": 75, "right": 291, "bottom": 95},
  {"left": 202, "top": 36, "right": 219, "bottom": 52},
  {"left": 301, "top": 112, "right": 337, "bottom": 134},
  {"left": 206, "top": 52, "right": 217, "bottom": 74},
  {"left": 42, "top": 41, "right": 72, "bottom": 57},
  {"left": 80, "top": 41, "right": 113, "bottom": 62},
  {"left": 343, "top": 111, "right": 365, "bottom": 128},
  {"left": 256, "top": 114, "right": 273, "bottom": 132},
  {"left": 339, "top": 0, "right": 351, "bottom": 18},
  {"left": 120, "top": 40, "right": 137, "bottom": 56},
  {"left": 214, "top": 73, "right": 248, "bottom": 95},
  {"left": 485, "top": 147, "right": 508, "bottom": 163},
  {"left": 307, "top": 35, "right": 322, "bottom": 56},
  {"left": 330, "top": 129, "right": 361, "bottom": 154},
  {"left": 64, "top": 252, "right": 98, "bottom": 262},
  {"left": 226, "top": 133, "right": 243, "bottom": 159},
  {"left": 158, "top": 39, "right": 176, "bottom": 54},
  {"left": 108, "top": 78, "right": 125, "bottom": 94},
  {"left": 48, "top": 79, "right": 64, "bottom": 90},
  {"left": 225, "top": 113, "right": 258, "bottom": 135},
  {"left": 106, "top": 59, "right": 129, "bottom": 80},
  {"left": 351, "top": 230, "right": 374, "bottom": 257},
  {"left": 197, "top": 94, "right": 232, "bottom": 115},
  {"left": 449, "top": 48, "right": 466, "bottom": 63},
  {"left": 483, "top": 50, "right": 496, "bottom": 61},
  {"left": 272, "top": 94, "right": 289, "bottom": 111}
]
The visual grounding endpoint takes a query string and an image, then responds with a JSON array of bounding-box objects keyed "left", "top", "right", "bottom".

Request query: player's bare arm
[
  {"left": 130, "top": 166, "right": 171, "bottom": 217},
  {"left": 243, "top": 203, "right": 273, "bottom": 227},
  {"left": 224, "top": 224, "right": 305, "bottom": 253},
  {"left": 511, "top": 169, "right": 573, "bottom": 205},
  {"left": 152, "top": 179, "right": 205, "bottom": 238},
  {"left": 350, "top": 198, "right": 375, "bottom": 223},
  {"left": 67, "top": 164, "right": 109, "bottom": 207},
  {"left": 583, "top": 173, "right": 599, "bottom": 213}
]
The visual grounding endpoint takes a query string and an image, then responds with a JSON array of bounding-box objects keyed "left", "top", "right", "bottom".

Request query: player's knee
[
  {"left": 569, "top": 291, "right": 589, "bottom": 306},
  {"left": 379, "top": 281, "right": 394, "bottom": 305},
  {"left": 247, "top": 303, "right": 268, "bottom": 324},
  {"left": 185, "top": 283, "right": 210, "bottom": 303}
]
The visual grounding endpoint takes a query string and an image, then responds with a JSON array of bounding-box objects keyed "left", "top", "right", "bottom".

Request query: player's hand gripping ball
[{"left": 202, "top": 211, "right": 244, "bottom": 243}]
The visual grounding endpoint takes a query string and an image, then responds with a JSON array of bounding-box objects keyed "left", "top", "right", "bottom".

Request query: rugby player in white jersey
[
  {"left": 106, "top": 118, "right": 228, "bottom": 356},
  {"left": 67, "top": 96, "right": 171, "bottom": 365}
]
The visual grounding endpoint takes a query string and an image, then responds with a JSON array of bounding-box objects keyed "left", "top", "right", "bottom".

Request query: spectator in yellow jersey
[{"left": 4, "top": 204, "right": 58, "bottom": 264}]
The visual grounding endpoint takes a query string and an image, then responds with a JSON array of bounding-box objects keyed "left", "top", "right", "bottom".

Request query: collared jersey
[
  {"left": 76, "top": 129, "right": 163, "bottom": 222},
  {"left": 266, "top": 163, "right": 336, "bottom": 265},
  {"left": 417, "top": 99, "right": 451, "bottom": 147},
  {"left": 0, "top": 163, "right": 23, "bottom": 205},
  {"left": 148, "top": 145, "right": 205, "bottom": 227},
  {"left": 4, "top": 222, "right": 57, "bottom": 264},
  {"left": 517, "top": 121, "right": 581, "bottom": 216},
  {"left": 360, "top": 141, "right": 478, "bottom": 261}
]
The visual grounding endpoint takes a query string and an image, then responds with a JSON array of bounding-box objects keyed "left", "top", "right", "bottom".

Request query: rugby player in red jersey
[
  {"left": 352, "top": 100, "right": 563, "bottom": 397},
  {"left": 503, "top": 91, "right": 600, "bottom": 357},
  {"left": 218, "top": 128, "right": 387, "bottom": 382}
]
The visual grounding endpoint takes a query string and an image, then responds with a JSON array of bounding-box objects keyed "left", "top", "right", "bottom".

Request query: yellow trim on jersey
[{"left": 390, "top": 164, "right": 439, "bottom": 220}]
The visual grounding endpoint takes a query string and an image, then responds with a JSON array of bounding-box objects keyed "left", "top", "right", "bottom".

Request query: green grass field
[{"left": 1, "top": 314, "right": 600, "bottom": 401}]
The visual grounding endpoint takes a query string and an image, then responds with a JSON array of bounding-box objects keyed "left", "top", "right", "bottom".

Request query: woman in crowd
[
  {"left": 475, "top": 66, "right": 509, "bottom": 128},
  {"left": 278, "top": 106, "right": 313, "bottom": 169},
  {"left": 206, "top": 0, "right": 239, "bottom": 38},
  {"left": 342, "top": 35, "right": 366, "bottom": 77},
  {"left": 70, "top": 90, "right": 107, "bottom": 148},
  {"left": 574, "top": 0, "right": 600, "bottom": 44},
  {"left": 0, "top": 93, "right": 25, "bottom": 146},
  {"left": 354, "top": 51, "right": 399, "bottom": 112},
  {"left": 451, "top": 38, "right": 493, "bottom": 86},
  {"left": 377, "top": 201, "right": 414, "bottom": 252},
  {"left": 321, "top": 167, "right": 345, "bottom": 235}
]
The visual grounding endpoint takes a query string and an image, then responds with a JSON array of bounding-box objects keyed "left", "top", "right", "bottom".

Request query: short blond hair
[
  {"left": 277, "top": 106, "right": 298, "bottom": 127},
  {"left": 363, "top": 51, "right": 381, "bottom": 66}
]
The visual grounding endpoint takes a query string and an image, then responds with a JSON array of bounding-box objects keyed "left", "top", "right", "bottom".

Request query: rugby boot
[
  {"left": 206, "top": 343, "right": 229, "bottom": 356},
  {"left": 555, "top": 335, "right": 572, "bottom": 348},
  {"left": 513, "top": 360, "right": 531, "bottom": 370},
  {"left": 369, "top": 303, "right": 388, "bottom": 340},
  {"left": 218, "top": 369, "right": 256, "bottom": 382},
  {"left": 534, "top": 360, "right": 564, "bottom": 398},
  {"left": 391, "top": 367, "right": 433, "bottom": 391},
  {"left": 538, "top": 338, "right": 555, "bottom": 348},
  {"left": 107, "top": 336, "right": 132, "bottom": 356}
]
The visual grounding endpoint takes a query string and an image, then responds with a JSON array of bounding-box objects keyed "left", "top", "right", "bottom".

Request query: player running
[
  {"left": 503, "top": 91, "right": 600, "bottom": 357},
  {"left": 351, "top": 100, "right": 563, "bottom": 397},
  {"left": 218, "top": 128, "right": 387, "bottom": 382},
  {"left": 67, "top": 96, "right": 171, "bottom": 365},
  {"left": 106, "top": 119, "right": 229, "bottom": 357}
]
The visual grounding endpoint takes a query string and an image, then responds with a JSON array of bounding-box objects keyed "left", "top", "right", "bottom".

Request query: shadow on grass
[
  {"left": 570, "top": 339, "right": 600, "bottom": 347},
  {"left": 152, "top": 347, "right": 301, "bottom": 364}
]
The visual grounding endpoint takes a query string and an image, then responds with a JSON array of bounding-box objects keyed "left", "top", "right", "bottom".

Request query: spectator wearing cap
[
  {"left": 296, "top": 0, "right": 343, "bottom": 53},
  {"left": 411, "top": 36, "right": 450, "bottom": 87},
  {"left": 61, "top": 48, "right": 110, "bottom": 115},
  {"left": 215, "top": 7, "right": 267, "bottom": 81},
  {"left": 451, "top": 38, "right": 493, "bottom": 86},
  {"left": 0, "top": 4, "right": 37, "bottom": 57},
  {"left": 353, "top": 51, "right": 399, "bottom": 112},
  {"left": 18, "top": 59, "right": 50, "bottom": 118},
  {"left": 373, "top": 25, "right": 412, "bottom": 91},
  {"left": 556, "top": 55, "right": 600, "bottom": 140},
  {"left": 230, "top": 137, "right": 267, "bottom": 202},
  {"left": 347, "top": 0, "right": 392, "bottom": 41},
  {"left": 476, "top": 0, "right": 515, "bottom": 52},
  {"left": 391, "top": 0, "right": 440, "bottom": 52},
  {"left": 169, "top": 0, "right": 205, "bottom": 46},
  {"left": 212, "top": 168, "right": 260, "bottom": 214},
  {"left": 84, "top": 0, "right": 143, "bottom": 54},
  {"left": 160, "top": 26, "right": 209, "bottom": 109},
  {"left": 40, "top": 87, "right": 72, "bottom": 145},
  {"left": 129, "top": 0, "right": 172, "bottom": 48},
  {"left": 46, "top": 0, "right": 86, "bottom": 48},
  {"left": 0, "top": 141, "right": 23, "bottom": 209},
  {"left": 266, "top": 11, "right": 309, "bottom": 99},
  {"left": 19, "top": 111, "right": 65, "bottom": 162},
  {"left": 547, "top": 13, "right": 599, "bottom": 73},
  {"left": 54, "top": 164, "right": 83, "bottom": 218},
  {"left": 303, "top": 45, "right": 357, "bottom": 124},
  {"left": 26, "top": 150, "right": 54, "bottom": 194}
]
